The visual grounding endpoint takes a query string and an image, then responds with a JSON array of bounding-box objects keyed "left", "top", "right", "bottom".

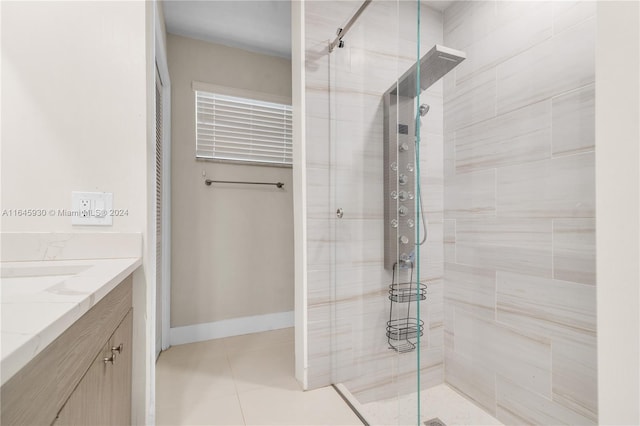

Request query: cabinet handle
[
  {"left": 112, "top": 343, "right": 123, "bottom": 354},
  {"left": 104, "top": 353, "right": 116, "bottom": 364}
]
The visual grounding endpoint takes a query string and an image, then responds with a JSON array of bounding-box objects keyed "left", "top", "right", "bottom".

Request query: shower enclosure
[{"left": 302, "top": 1, "right": 597, "bottom": 424}]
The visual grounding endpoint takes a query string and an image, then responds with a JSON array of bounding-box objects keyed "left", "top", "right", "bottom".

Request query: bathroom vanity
[
  {"left": 0, "top": 233, "right": 142, "bottom": 426},
  {"left": 1, "top": 275, "right": 133, "bottom": 425}
]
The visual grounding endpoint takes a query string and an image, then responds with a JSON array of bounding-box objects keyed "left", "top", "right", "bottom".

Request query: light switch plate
[{"left": 71, "top": 191, "right": 113, "bottom": 226}]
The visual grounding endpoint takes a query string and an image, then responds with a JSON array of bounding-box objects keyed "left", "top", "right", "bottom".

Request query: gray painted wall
[{"left": 168, "top": 34, "right": 294, "bottom": 328}]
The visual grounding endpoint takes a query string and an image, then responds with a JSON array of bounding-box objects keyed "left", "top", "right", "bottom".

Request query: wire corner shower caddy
[{"left": 386, "top": 262, "right": 426, "bottom": 353}]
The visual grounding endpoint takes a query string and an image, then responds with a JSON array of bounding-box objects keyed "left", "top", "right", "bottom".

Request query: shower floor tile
[
  {"left": 155, "top": 328, "right": 362, "bottom": 426},
  {"left": 360, "top": 383, "right": 503, "bottom": 426}
]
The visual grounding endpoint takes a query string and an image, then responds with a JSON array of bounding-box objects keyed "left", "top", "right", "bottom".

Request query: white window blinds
[{"left": 195, "top": 90, "right": 293, "bottom": 166}]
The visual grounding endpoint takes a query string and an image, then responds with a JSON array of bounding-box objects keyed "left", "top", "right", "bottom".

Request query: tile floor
[
  {"left": 157, "top": 327, "right": 502, "bottom": 426},
  {"left": 155, "top": 328, "right": 362, "bottom": 425}
]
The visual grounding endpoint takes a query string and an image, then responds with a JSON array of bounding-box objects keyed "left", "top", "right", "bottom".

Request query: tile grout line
[
  {"left": 224, "top": 345, "right": 248, "bottom": 425},
  {"left": 235, "top": 389, "right": 248, "bottom": 426},
  {"left": 549, "top": 339, "right": 554, "bottom": 401},
  {"left": 551, "top": 219, "right": 555, "bottom": 280},
  {"left": 550, "top": 94, "right": 555, "bottom": 160}
]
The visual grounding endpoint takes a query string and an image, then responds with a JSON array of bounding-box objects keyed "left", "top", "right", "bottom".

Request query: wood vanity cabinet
[
  {"left": 0, "top": 275, "right": 133, "bottom": 426},
  {"left": 54, "top": 310, "right": 132, "bottom": 426}
]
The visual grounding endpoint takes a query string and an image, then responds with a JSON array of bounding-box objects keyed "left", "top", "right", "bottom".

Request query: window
[{"left": 195, "top": 90, "right": 292, "bottom": 166}]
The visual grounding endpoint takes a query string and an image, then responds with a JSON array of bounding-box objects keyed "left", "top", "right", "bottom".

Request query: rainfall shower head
[
  {"left": 419, "top": 104, "right": 430, "bottom": 117},
  {"left": 388, "top": 45, "right": 466, "bottom": 97}
]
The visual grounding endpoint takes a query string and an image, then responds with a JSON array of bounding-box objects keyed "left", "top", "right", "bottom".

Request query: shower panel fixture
[
  {"left": 383, "top": 44, "right": 466, "bottom": 270},
  {"left": 384, "top": 44, "right": 465, "bottom": 353}
]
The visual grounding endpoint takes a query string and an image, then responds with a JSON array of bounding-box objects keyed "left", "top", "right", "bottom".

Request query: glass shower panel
[
  {"left": 328, "top": 1, "right": 421, "bottom": 424},
  {"left": 322, "top": 1, "right": 597, "bottom": 424}
]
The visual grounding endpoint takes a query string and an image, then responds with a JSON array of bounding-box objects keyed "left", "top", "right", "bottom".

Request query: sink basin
[
  {"left": 1, "top": 262, "right": 93, "bottom": 302},
  {"left": 1, "top": 264, "right": 90, "bottom": 279}
]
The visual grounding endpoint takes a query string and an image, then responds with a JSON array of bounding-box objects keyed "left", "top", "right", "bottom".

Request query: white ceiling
[
  {"left": 162, "top": 1, "right": 455, "bottom": 60},
  {"left": 163, "top": 1, "right": 292, "bottom": 59}
]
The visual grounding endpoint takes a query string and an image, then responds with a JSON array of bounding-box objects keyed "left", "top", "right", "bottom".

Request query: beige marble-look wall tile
[
  {"left": 334, "top": 298, "right": 389, "bottom": 358},
  {"left": 345, "top": 0, "right": 421, "bottom": 64},
  {"left": 443, "top": 220, "right": 456, "bottom": 262},
  {"left": 334, "top": 218, "right": 384, "bottom": 267},
  {"left": 418, "top": 4, "right": 445, "bottom": 51},
  {"left": 426, "top": 275, "right": 444, "bottom": 309},
  {"left": 307, "top": 269, "right": 332, "bottom": 307},
  {"left": 428, "top": 325, "right": 444, "bottom": 351},
  {"left": 455, "top": 100, "right": 551, "bottom": 173},
  {"left": 420, "top": 362, "right": 445, "bottom": 392},
  {"left": 346, "top": 355, "right": 402, "bottom": 404},
  {"left": 496, "top": 152, "right": 595, "bottom": 218},
  {"left": 306, "top": 302, "right": 334, "bottom": 389},
  {"left": 306, "top": 117, "right": 331, "bottom": 168},
  {"left": 422, "top": 193, "right": 444, "bottom": 228},
  {"left": 552, "top": 84, "right": 595, "bottom": 157},
  {"left": 334, "top": 169, "right": 383, "bottom": 220},
  {"left": 496, "top": 271, "right": 596, "bottom": 337},
  {"left": 552, "top": 1, "right": 596, "bottom": 35},
  {"left": 454, "top": 309, "right": 552, "bottom": 397},
  {"left": 553, "top": 218, "right": 596, "bottom": 285},
  {"left": 455, "top": 2, "right": 553, "bottom": 85},
  {"left": 443, "top": 132, "right": 455, "bottom": 178},
  {"left": 442, "top": 71, "right": 456, "bottom": 100},
  {"left": 306, "top": 167, "right": 330, "bottom": 219},
  {"left": 332, "top": 264, "right": 389, "bottom": 301},
  {"left": 306, "top": 218, "right": 332, "bottom": 271},
  {"left": 444, "top": 262, "right": 496, "bottom": 319},
  {"left": 331, "top": 90, "right": 384, "bottom": 127},
  {"left": 305, "top": 1, "right": 356, "bottom": 33},
  {"left": 444, "top": 67, "right": 497, "bottom": 132},
  {"left": 309, "top": 65, "right": 384, "bottom": 120},
  {"left": 552, "top": 339, "right": 598, "bottom": 422},
  {"left": 420, "top": 132, "right": 444, "bottom": 222},
  {"left": 350, "top": 348, "right": 443, "bottom": 404},
  {"left": 444, "top": 169, "right": 496, "bottom": 218},
  {"left": 416, "top": 223, "right": 444, "bottom": 279},
  {"left": 445, "top": 350, "right": 496, "bottom": 415},
  {"left": 304, "top": 32, "right": 330, "bottom": 83},
  {"left": 495, "top": 1, "right": 550, "bottom": 22},
  {"left": 420, "top": 92, "right": 445, "bottom": 136},
  {"left": 443, "top": 0, "right": 497, "bottom": 51},
  {"left": 496, "top": 375, "right": 596, "bottom": 426},
  {"left": 497, "top": 310, "right": 595, "bottom": 349},
  {"left": 443, "top": 304, "right": 454, "bottom": 352},
  {"left": 456, "top": 218, "right": 552, "bottom": 278},
  {"left": 306, "top": 85, "right": 331, "bottom": 120},
  {"left": 331, "top": 52, "right": 398, "bottom": 96},
  {"left": 496, "top": 17, "right": 595, "bottom": 115}
]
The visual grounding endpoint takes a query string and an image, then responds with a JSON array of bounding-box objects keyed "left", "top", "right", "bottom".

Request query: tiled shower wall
[
  {"left": 304, "top": 1, "right": 445, "bottom": 403},
  {"left": 442, "top": 2, "right": 597, "bottom": 425}
]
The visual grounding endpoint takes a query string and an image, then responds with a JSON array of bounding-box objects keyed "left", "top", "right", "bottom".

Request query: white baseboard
[{"left": 169, "top": 310, "right": 294, "bottom": 346}]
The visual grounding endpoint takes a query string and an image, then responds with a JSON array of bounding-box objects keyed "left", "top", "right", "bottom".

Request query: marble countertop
[{"left": 1, "top": 257, "right": 141, "bottom": 386}]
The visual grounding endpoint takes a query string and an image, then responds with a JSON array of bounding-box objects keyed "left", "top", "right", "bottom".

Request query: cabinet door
[
  {"left": 53, "top": 342, "right": 113, "bottom": 425},
  {"left": 110, "top": 309, "right": 133, "bottom": 426},
  {"left": 54, "top": 310, "right": 133, "bottom": 426}
]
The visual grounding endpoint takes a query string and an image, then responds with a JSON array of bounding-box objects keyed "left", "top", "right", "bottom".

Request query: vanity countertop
[{"left": 1, "top": 257, "right": 141, "bottom": 386}]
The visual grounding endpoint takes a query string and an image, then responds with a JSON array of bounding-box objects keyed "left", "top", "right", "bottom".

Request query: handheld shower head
[{"left": 419, "top": 104, "right": 430, "bottom": 117}]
